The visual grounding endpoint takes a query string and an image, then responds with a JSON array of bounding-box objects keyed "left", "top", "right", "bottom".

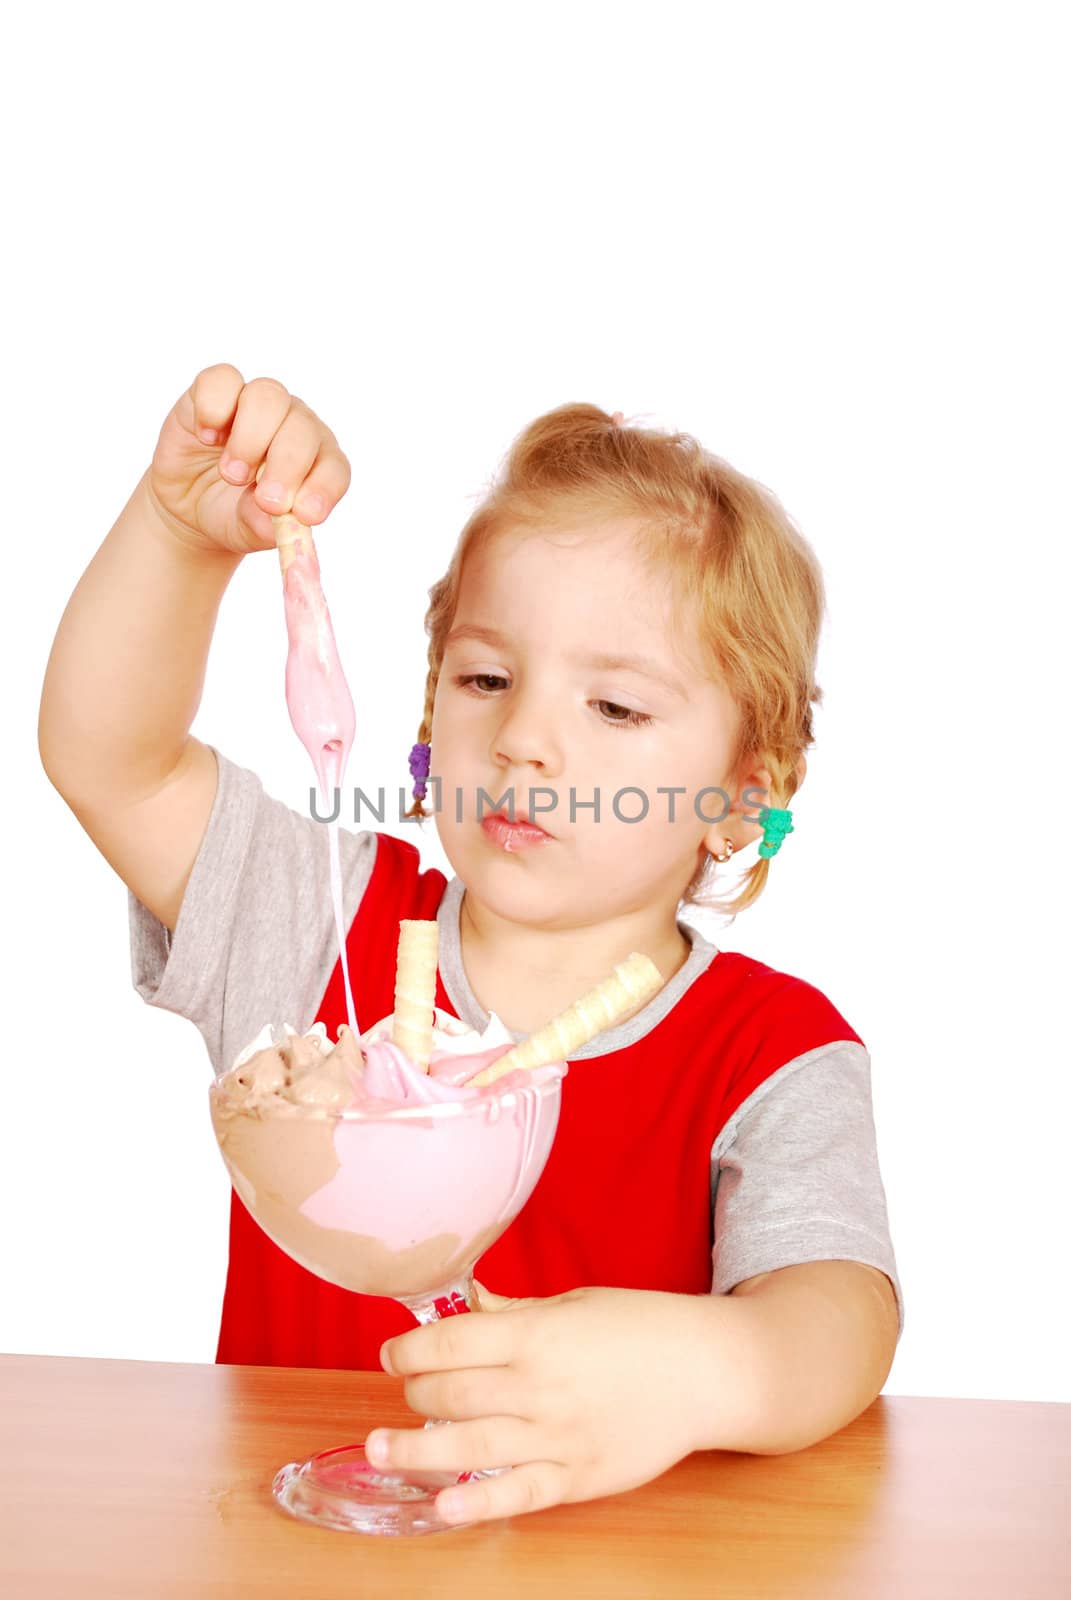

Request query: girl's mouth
[{"left": 480, "top": 814, "right": 554, "bottom": 852}]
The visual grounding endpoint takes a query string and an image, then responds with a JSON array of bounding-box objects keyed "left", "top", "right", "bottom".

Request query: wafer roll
[
  {"left": 469, "top": 952, "right": 661, "bottom": 1087},
  {"left": 272, "top": 509, "right": 316, "bottom": 574},
  {"left": 391, "top": 919, "right": 439, "bottom": 1072}
]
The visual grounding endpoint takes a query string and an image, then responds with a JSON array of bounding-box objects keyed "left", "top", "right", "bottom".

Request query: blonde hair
[{"left": 405, "top": 403, "right": 826, "bottom": 921}]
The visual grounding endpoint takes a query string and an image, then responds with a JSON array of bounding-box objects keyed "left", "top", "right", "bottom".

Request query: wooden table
[{"left": 1, "top": 1354, "right": 1067, "bottom": 1599}]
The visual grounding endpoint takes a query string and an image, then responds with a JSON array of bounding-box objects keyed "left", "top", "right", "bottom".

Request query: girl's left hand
[{"left": 367, "top": 1281, "right": 739, "bottom": 1525}]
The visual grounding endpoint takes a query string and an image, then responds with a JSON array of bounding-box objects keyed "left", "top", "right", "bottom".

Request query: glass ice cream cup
[{"left": 208, "top": 1032, "right": 567, "bottom": 1536}]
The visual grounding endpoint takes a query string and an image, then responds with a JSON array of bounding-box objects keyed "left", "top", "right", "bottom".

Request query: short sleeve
[
  {"left": 128, "top": 745, "right": 378, "bottom": 1078},
  {"left": 710, "top": 1041, "right": 905, "bottom": 1341}
]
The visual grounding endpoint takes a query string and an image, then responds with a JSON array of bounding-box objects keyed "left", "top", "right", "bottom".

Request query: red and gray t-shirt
[{"left": 129, "top": 747, "right": 905, "bottom": 1370}]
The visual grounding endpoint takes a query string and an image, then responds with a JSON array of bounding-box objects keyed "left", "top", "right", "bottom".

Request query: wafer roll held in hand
[{"left": 272, "top": 505, "right": 317, "bottom": 574}]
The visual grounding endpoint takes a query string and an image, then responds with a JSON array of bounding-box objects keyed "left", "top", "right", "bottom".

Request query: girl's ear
[
  {"left": 705, "top": 762, "right": 775, "bottom": 857},
  {"left": 741, "top": 763, "right": 775, "bottom": 816}
]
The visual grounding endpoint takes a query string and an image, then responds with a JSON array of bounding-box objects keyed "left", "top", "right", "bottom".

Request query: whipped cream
[
  {"left": 358, "top": 1006, "right": 515, "bottom": 1059},
  {"left": 231, "top": 1019, "right": 335, "bottom": 1071}
]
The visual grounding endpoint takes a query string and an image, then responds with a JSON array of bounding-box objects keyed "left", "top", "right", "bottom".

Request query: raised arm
[{"left": 38, "top": 364, "right": 351, "bottom": 932}]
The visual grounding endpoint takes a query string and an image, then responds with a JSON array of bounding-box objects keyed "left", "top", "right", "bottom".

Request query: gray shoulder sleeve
[
  {"left": 128, "top": 745, "right": 378, "bottom": 1079},
  {"left": 710, "top": 1041, "right": 905, "bottom": 1341}
]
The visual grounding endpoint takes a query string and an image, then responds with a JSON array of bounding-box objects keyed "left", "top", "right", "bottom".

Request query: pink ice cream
[
  {"left": 273, "top": 512, "right": 359, "bottom": 1034},
  {"left": 277, "top": 524, "right": 355, "bottom": 798},
  {"left": 209, "top": 1014, "right": 567, "bottom": 1300}
]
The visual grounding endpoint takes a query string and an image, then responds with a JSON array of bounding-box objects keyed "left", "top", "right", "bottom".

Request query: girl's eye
[
  {"left": 456, "top": 673, "right": 509, "bottom": 694},
  {"left": 453, "top": 675, "right": 653, "bottom": 730},
  {"left": 595, "top": 700, "right": 653, "bottom": 729}
]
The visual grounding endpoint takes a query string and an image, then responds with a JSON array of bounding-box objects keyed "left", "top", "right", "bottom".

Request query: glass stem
[
  {"left": 392, "top": 1271, "right": 481, "bottom": 1479},
  {"left": 395, "top": 1270, "right": 475, "bottom": 1326}
]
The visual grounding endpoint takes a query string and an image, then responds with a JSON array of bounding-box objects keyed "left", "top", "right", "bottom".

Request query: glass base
[{"left": 272, "top": 1442, "right": 486, "bottom": 1536}]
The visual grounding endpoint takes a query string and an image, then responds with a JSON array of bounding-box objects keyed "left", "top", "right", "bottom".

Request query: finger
[
  {"left": 436, "top": 1461, "right": 569, "bottom": 1526},
  {"left": 292, "top": 445, "right": 351, "bottom": 526},
  {"left": 262, "top": 429, "right": 349, "bottom": 526},
  {"left": 365, "top": 1414, "right": 540, "bottom": 1475},
  {"left": 471, "top": 1279, "right": 516, "bottom": 1310},
  {"left": 382, "top": 1306, "right": 529, "bottom": 1376},
  {"left": 173, "top": 362, "right": 246, "bottom": 447},
  {"left": 472, "top": 1278, "right": 572, "bottom": 1315},
  {"left": 217, "top": 376, "right": 293, "bottom": 487},
  {"left": 248, "top": 405, "right": 324, "bottom": 516},
  {"left": 251, "top": 439, "right": 349, "bottom": 527},
  {"left": 403, "top": 1362, "right": 529, "bottom": 1423}
]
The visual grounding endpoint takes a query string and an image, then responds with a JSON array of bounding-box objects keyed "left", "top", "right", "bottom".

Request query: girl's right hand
[{"left": 146, "top": 363, "right": 352, "bottom": 555}]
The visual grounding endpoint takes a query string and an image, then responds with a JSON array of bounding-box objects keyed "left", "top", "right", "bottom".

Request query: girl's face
[{"left": 430, "top": 516, "right": 753, "bottom": 934}]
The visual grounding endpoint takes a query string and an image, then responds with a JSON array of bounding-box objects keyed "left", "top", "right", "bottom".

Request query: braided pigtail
[{"left": 403, "top": 659, "right": 440, "bottom": 823}]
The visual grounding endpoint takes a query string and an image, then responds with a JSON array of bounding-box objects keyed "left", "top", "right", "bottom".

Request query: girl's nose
[{"left": 491, "top": 690, "right": 563, "bottom": 776}]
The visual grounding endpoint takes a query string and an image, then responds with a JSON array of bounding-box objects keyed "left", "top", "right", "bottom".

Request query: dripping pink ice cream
[
  {"left": 272, "top": 510, "right": 359, "bottom": 1034},
  {"left": 208, "top": 1013, "right": 567, "bottom": 1300},
  {"left": 274, "top": 513, "right": 355, "bottom": 797}
]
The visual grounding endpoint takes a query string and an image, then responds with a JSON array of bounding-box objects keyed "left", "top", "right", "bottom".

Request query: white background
[{"left": 3, "top": 2, "right": 1067, "bottom": 1403}]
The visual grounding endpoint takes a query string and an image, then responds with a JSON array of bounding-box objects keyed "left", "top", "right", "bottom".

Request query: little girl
[{"left": 39, "top": 363, "right": 903, "bottom": 1526}]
